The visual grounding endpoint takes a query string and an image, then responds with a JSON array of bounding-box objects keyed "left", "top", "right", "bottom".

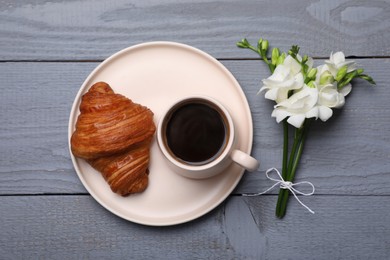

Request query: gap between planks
[
  {"left": 0, "top": 193, "right": 389, "bottom": 197},
  {"left": 0, "top": 56, "right": 389, "bottom": 63}
]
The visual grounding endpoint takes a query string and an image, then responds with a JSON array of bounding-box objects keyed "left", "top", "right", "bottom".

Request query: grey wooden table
[{"left": 1, "top": 0, "right": 390, "bottom": 259}]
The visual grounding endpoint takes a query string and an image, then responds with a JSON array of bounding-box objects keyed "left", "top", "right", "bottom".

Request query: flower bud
[
  {"left": 307, "top": 81, "right": 316, "bottom": 88},
  {"left": 257, "top": 38, "right": 263, "bottom": 50},
  {"left": 344, "top": 71, "right": 357, "bottom": 84},
  {"left": 261, "top": 40, "right": 269, "bottom": 52},
  {"left": 307, "top": 68, "right": 317, "bottom": 80},
  {"left": 236, "top": 42, "right": 246, "bottom": 48},
  {"left": 277, "top": 53, "right": 286, "bottom": 65},
  {"left": 302, "top": 55, "right": 308, "bottom": 63},
  {"left": 359, "top": 74, "right": 376, "bottom": 84},
  {"left": 320, "top": 70, "right": 334, "bottom": 85},
  {"left": 237, "top": 38, "right": 250, "bottom": 48},
  {"left": 336, "top": 65, "right": 348, "bottom": 82},
  {"left": 271, "top": 48, "right": 280, "bottom": 65}
]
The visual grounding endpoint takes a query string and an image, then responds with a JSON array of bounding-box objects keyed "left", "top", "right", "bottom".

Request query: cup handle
[{"left": 231, "top": 150, "right": 259, "bottom": 172}]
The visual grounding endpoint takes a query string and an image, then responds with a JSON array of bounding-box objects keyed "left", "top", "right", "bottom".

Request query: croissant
[{"left": 71, "top": 82, "right": 156, "bottom": 196}]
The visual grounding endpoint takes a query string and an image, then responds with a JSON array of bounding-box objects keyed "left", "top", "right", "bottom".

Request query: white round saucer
[{"left": 68, "top": 42, "right": 254, "bottom": 226}]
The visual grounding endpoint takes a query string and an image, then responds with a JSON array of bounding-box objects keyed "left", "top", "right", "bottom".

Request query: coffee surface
[{"left": 166, "top": 103, "right": 226, "bottom": 164}]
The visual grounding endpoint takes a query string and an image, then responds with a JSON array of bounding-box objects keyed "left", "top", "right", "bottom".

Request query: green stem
[
  {"left": 276, "top": 127, "right": 301, "bottom": 217},
  {"left": 282, "top": 120, "right": 289, "bottom": 178},
  {"left": 276, "top": 132, "right": 305, "bottom": 218},
  {"left": 288, "top": 131, "right": 306, "bottom": 181},
  {"left": 275, "top": 120, "right": 310, "bottom": 218},
  {"left": 247, "top": 45, "right": 272, "bottom": 69},
  {"left": 287, "top": 128, "right": 302, "bottom": 178},
  {"left": 248, "top": 45, "right": 258, "bottom": 53},
  {"left": 287, "top": 120, "right": 311, "bottom": 181},
  {"left": 275, "top": 120, "right": 289, "bottom": 217}
]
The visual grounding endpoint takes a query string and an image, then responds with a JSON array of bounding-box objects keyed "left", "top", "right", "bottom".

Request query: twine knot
[
  {"left": 243, "top": 167, "right": 315, "bottom": 214},
  {"left": 281, "top": 181, "right": 293, "bottom": 189}
]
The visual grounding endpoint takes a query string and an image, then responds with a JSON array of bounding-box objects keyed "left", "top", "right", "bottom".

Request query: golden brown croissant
[{"left": 71, "top": 82, "right": 155, "bottom": 196}]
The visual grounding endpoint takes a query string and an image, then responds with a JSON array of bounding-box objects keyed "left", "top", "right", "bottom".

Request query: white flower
[
  {"left": 339, "top": 83, "right": 352, "bottom": 96},
  {"left": 316, "top": 64, "right": 333, "bottom": 84},
  {"left": 316, "top": 63, "right": 352, "bottom": 97},
  {"left": 271, "top": 84, "right": 319, "bottom": 128},
  {"left": 325, "top": 51, "right": 356, "bottom": 77},
  {"left": 317, "top": 82, "right": 345, "bottom": 108},
  {"left": 261, "top": 52, "right": 357, "bottom": 128},
  {"left": 259, "top": 55, "right": 304, "bottom": 103},
  {"left": 316, "top": 63, "right": 352, "bottom": 96}
]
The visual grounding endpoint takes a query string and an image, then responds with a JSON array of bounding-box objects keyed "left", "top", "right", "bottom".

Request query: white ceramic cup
[{"left": 157, "top": 95, "right": 259, "bottom": 179}]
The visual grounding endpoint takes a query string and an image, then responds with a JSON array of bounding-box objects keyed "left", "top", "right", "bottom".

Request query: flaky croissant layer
[{"left": 71, "top": 82, "right": 156, "bottom": 196}]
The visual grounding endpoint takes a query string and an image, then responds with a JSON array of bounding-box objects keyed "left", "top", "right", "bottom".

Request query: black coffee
[{"left": 165, "top": 101, "right": 227, "bottom": 165}]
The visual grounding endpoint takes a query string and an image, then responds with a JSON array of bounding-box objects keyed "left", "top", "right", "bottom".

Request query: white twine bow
[{"left": 243, "top": 167, "right": 315, "bottom": 214}]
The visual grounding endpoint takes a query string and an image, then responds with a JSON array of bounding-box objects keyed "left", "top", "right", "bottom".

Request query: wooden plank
[
  {"left": 1, "top": 0, "right": 389, "bottom": 60},
  {"left": 0, "top": 59, "right": 389, "bottom": 195},
  {"left": 0, "top": 195, "right": 389, "bottom": 259},
  {"left": 0, "top": 62, "right": 93, "bottom": 194}
]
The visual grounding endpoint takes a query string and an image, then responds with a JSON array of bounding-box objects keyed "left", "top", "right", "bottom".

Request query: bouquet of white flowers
[{"left": 237, "top": 38, "right": 375, "bottom": 218}]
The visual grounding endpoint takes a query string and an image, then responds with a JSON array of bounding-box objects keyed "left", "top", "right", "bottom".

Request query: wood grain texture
[
  {"left": 0, "top": 195, "right": 389, "bottom": 259},
  {"left": 1, "top": 1, "right": 389, "bottom": 259},
  {"left": 1, "top": 59, "right": 389, "bottom": 195},
  {"left": 0, "top": 0, "right": 389, "bottom": 60}
]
